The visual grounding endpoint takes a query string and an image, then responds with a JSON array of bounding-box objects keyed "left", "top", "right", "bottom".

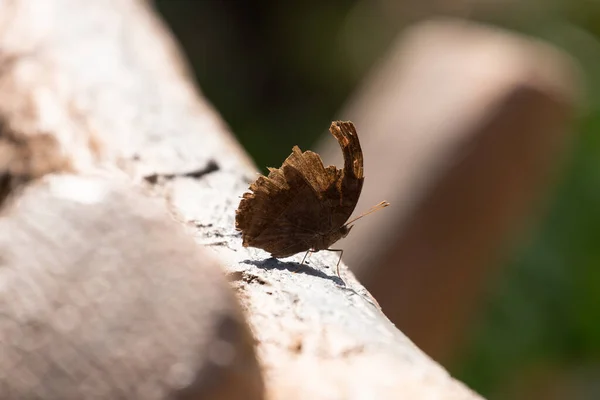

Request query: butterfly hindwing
[{"left": 235, "top": 121, "right": 365, "bottom": 257}]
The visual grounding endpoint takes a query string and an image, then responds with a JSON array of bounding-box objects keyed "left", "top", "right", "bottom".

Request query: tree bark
[{"left": 0, "top": 1, "right": 483, "bottom": 399}]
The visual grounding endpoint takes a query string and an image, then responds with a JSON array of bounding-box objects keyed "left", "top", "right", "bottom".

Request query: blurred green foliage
[{"left": 155, "top": 1, "right": 600, "bottom": 398}]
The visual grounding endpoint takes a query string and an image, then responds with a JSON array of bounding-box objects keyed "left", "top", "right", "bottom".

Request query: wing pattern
[{"left": 235, "top": 121, "right": 364, "bottom": 258}]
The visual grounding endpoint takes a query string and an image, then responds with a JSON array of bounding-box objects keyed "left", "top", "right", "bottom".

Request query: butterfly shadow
[{"left": 242, "top": 258, "right": 345, "bottom": 286}]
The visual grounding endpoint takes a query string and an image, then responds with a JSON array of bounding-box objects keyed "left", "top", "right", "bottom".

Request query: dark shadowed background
[{"left": 155, "top": 1, "right": 600, "bottom": 399}]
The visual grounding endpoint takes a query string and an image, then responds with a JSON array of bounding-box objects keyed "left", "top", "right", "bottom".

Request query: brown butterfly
[{"left": 235, "top": 121, "right": 389, "bottom": 277}]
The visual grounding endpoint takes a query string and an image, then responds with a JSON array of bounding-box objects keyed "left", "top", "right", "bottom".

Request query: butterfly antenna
[{"left": 344, "top": 201, "right": 390, "bottom": 226}]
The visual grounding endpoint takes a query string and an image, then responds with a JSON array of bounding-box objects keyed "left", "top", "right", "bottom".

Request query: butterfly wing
[
  {"left": 324, "top": 121, "right": 364, "bottom": 229},
  {"left": 235, "top": 148, "right": 340, "bottom": 257},
  {"left": 279, "top": 121, "right": 365, "bottom": 233},
  {"left": 235, "top": 121, "right": 364, "bottom": 257}
]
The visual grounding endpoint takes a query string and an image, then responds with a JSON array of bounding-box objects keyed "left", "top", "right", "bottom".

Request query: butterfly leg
[
  {"left": 301, "top": 250, "right": 310, "bottom": 265},
  {"left": 323, "top": 249, "right": 344, "bottom": 278},
  {"left": 335, "top": 249, "right": 344, "bottom": 278},
  {"left": 293, "top": 250, "right": 313, "bottom": 273}
]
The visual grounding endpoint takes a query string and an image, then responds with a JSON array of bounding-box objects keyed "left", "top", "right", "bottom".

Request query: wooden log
[
  {"left": 0, "top": 176, "right": 263, "bottom": 400},
  {"left": 0, "top": 1, "right": 484, "bottom": 399}
]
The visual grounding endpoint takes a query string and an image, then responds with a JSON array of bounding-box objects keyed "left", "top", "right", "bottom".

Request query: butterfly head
[
  {"left": 315, "top": 224, "right": 354, "bottom": 251},
  {"left": 340, "top": 224, "right": 353, "bottom": 238}
]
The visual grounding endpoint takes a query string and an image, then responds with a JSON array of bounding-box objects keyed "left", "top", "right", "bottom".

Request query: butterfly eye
[{"left": 341, "top": 225, "right": 353, "bottom": 237}]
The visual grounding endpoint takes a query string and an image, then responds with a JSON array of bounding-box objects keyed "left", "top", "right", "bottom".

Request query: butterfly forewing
[{"left": 235, "top": 121, "right": 365, "bottom": 257}]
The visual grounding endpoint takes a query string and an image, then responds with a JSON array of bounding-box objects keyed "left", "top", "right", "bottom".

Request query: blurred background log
[
  {"left": 317, "top": 19, "right": 580, "bottom": 363},
  {"left": 0, "top": 176, "right": 263, "bottom": 400},
  {"left": 0, "top": 1, "right": 486, "bottom": 399}
]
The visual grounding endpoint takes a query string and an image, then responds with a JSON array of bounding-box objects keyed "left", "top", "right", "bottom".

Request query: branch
[{"left": 0, "top": 1, "right": 483, "bottom": 399}]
